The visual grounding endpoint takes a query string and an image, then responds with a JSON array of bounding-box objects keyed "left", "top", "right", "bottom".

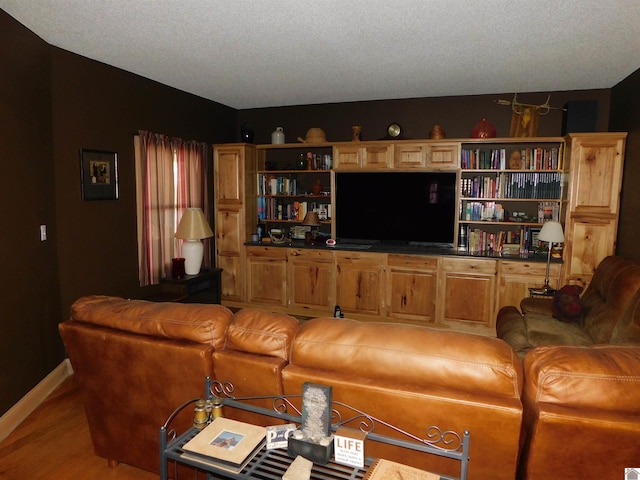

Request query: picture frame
[
  {"left": 80, "top": 149, "right": 119, "bottom": 201},
  {"left": 529, "top": 227, "right": 542, "bottom": 252}
]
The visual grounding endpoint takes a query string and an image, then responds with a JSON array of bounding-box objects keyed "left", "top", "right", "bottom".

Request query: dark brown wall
[
  {"left": 0, "top": 9, "right": 236, "bottom": 415},
  {"left": 610, "top": 69, "right": 640, "bottom": 262},
  {"left": 51, "top": 48, "right": 236, "bottom": 316},
  {"left": 237, "top": 90, "right": 611, "bottom": 145},
  {"left": 0, "top": 10, "right": 61, "bottom": 414}
]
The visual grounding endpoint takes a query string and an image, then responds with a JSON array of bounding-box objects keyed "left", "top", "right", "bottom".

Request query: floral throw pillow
[{"left": 552, "top": 285, "right": 584, "bottom": 323}]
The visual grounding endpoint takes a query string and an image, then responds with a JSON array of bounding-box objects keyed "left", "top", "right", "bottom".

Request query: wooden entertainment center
[{"left": 214, "top": 133, "right": 626, "bottom": 336}]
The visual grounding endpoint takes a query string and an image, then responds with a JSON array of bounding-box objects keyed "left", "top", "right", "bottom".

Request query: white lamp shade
[{"left": 538, "top": 221, "right": 565, "bottom": 243}]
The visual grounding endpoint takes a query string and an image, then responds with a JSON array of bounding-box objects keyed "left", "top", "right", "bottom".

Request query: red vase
[{"left": 471, "top": 118, "right": 497, "bottom": 138}]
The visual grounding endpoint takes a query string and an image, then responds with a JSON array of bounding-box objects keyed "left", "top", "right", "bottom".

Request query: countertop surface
[{"left": 244, "top": 240, "right": 560, "bottom": 263}]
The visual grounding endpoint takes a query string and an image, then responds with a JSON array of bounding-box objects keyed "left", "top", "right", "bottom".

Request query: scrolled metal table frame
[{"left": 159, "top": 377, "right": 470, "bottom": 480}]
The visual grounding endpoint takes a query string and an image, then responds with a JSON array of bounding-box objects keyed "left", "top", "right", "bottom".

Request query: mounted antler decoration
[{"left": 496, "top": 93, "right": 564, "bottom": 137}]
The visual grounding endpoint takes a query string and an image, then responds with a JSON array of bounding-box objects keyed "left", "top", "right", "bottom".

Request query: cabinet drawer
[
  {"left": 442, "top": 257, "right": 497, "bottom": 274},
  {"left": 289, "top": 248, "right": 334, "bottom": 262},
  {"left": 246, "top": 246, "right": 287, "bottom": 260},
  {"left": 499, "top": 260, "right": 553, "bottom": 276},
  {"left": 388, "top": 254, "right": 438, "bottom": 270}
]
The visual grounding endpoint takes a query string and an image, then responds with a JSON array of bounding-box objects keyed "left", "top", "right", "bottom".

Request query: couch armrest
[
  {"left": 496, "top": 306, "right": 532, "bottom": 359},
  {"left": 519, "top": 297, "right": 554, "bottom": 315}
]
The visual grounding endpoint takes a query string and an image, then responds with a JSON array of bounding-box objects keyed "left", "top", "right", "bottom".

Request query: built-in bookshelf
[
  {"left": 458, "top": 139, "right": 567, "bottom": 255},
  {"left": 255, "top": 145, "right": 332, "bottom": 236}
]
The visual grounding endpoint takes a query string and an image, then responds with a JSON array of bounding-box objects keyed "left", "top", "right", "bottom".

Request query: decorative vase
[
  {"left": 240, "top": 121, "right": 255, "bottom": 143},
  {"left": 471, "top": 118, "right": 496, "bottom": 138},
  {"left": 429, "top": 124, "right": 446, "bottom": 139},
  {"left": 271, "top": 127, "right": 285, "bottom": 144}
]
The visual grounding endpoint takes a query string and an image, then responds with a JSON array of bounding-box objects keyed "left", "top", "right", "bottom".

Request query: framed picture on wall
[{"left": 80, "top": 149, "right": 119, "bottom": 200}]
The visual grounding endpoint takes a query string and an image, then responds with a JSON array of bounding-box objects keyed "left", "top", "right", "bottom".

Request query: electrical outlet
[{"left": 40, "top": 224, "right": 47, "bottom": 241}]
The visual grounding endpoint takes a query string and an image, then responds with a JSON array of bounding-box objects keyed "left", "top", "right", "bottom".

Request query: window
[{"left": 134, "top": 131, "right": 210, "bottom": 286}]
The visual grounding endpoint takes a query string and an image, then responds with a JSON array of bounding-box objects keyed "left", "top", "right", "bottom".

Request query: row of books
[
  {"left": 258, "top": 174, "right": 301, "bottom": 196},
  {"left": 459, "top": 225, "right": 534, "bottom": 255},
  {"left": 462, "top": 201, "right": 560, "bottom": 223},
  {"left": 258, "top": 197, "right": 330, "bottom": 221},
  {"left": 462, "top": 201, "right": 506, "bottom": 222},
  {"left": 461, "top": 146, "right": 563, "bottom": 170},
  {"left": 460, "top": 172, "right": 563, "bottom": 199}
]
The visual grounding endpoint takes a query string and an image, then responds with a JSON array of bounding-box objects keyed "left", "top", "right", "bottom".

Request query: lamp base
[{"left": 182, "top": 239, "right": 204, "bottom": 275}]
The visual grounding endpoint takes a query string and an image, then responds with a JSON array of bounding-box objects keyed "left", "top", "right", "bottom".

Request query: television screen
[{"left": 335, "top": 171, "right": 457, "bottom": 246}]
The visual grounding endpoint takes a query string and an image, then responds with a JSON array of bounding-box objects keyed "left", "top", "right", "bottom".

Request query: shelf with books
[
  {"left": 457, "top": 139, "right": 567, "bottom": 255},
  {"left": 460, "top": 140, "right": 564, "bottom": 170},
  {"left": 460, "top": 199, "right": 561, "bottom": 224},
  {"left": 460, "top": 171, "right": 563, "bottom": 199},
  {"left": 256, "top": 145, "right": 333, "bottom": 237},
  {"left": 459, "top": 223, "right": 535, "bottom": 256}
]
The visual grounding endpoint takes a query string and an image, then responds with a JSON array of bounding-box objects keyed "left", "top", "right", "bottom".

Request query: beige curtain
[{"left": 135, "top": 131, "right": 210, "bottom": 286}]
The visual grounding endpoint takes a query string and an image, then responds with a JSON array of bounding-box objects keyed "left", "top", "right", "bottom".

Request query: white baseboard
[{"left": 0, "top": 358, "right": 74, "bottom": 443}]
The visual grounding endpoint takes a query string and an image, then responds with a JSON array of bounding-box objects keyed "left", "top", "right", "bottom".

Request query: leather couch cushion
[
  {"left": 610, "top": 289, "right": 640, "bottom": 344},
  {"left": 224, "top": 309, "right": 299, "bottom": 360},
  {"left": 580, "top": 257, "right": 640, "bottom": 343},
  {"left": 70, "top": 295, "right": 232, "bottom": 347},
  {"left": 525, "top": 313, "right": 594, "bottom": 347},
  {"left": 290, "top": 317, "right": 522, "bottom": 399},
  {"left": 524, "top": 344, "right": 640, "bottom": 412}
]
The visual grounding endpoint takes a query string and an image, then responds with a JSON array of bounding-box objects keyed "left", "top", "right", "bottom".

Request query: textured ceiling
[{"left": 2, "top": 1, "right": 640, "bottom": 109}]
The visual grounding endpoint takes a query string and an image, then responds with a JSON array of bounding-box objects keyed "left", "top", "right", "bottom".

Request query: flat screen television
[{"left": 335, "top": 171, "right": 457, "bottom": 246}]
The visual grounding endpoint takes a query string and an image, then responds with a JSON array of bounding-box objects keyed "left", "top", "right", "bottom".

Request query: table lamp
[
  {"left": 302, "top": 211, "right": 321, "bottom": 245},
  {"left": 175, "top": 208, "right": 213, "bottom": 275},
  {"left": 532, "top": 220, "right": 565, "bottom": 295}
]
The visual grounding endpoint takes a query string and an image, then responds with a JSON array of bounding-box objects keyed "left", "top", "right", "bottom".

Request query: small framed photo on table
[
  {"left": 80, "top": 149, "right": 119, "bottom": 200},
  {"left": 529, "top": 227, "right": 542, "bottom": 253}
]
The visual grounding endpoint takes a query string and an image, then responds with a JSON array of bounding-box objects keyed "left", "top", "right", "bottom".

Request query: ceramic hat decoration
[{"left": 297, "top": 128, "right": 327, "bottom": 144}]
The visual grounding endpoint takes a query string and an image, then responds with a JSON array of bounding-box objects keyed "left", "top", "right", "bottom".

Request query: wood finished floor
[{"left": 0, "top": 375, "right": 156, "bottom": 480}]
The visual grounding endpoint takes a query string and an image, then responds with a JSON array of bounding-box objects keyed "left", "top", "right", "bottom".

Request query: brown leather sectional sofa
[
  {"left": 496, "top": 255, "right": 640, "bottom": 479},
  {"left": 60, "top": 253, "right": 640, "bottom": 480},
  {"left": 60, "top": 295, "right": 522, "bottom": 480}
]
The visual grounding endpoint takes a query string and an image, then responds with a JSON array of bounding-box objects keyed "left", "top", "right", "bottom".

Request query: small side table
[
  {"left": 528, "top": 287, "right": 556, "bottom": 299},
  {"left": 152, "top": 268, "right": 222, "bottom": 304}
]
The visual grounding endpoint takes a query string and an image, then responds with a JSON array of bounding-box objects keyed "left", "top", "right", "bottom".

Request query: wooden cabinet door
[
  {"left": 496, "top": 260, "right": 562, "bottom": 314},
  {"left": 562, "top": 133, "right": 626, "bottom": 289},
  {"left": 394, "top": 143, "right": 427, "bottom": 169},
  {"left": 214, "top": 146, "right": 245, "bottom": 205},
  {"left": 335, "top": 252, "right": 385, "bottom": 316},
  {"left": 215, "top": 207, "right": 244, "bottom": 301},
  {"left": 562, "top": 215, "right": 618, "bottom": 288},
  {"left": 438, "top": 258, "right": 497, "bottom": 333},
  {"left": 287, "top": 248, "right": 335, "bottom": 313},
  {"left": 428, "top": 142, "right": 460, "bottom": 169},
  {"left": 214, "top": 144, "right": 256, "bottom": 304},
  {"left": 567, "top": 133, "right": 626, "bottom": 215},
  {"left": 246, "top": 246, "right": 287, "bottom": 307},
  {"left": 362, "top": 144, "right": 393, "bottom": 169},
  {"left": 217, "top": 254, "right": 242, "bottom": 301},
  {"left": 333, "top": 144, "right": 362, "bottom": 170},
  {"left": 386, "top": 255, "right": 437, "bottom": 323}
]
